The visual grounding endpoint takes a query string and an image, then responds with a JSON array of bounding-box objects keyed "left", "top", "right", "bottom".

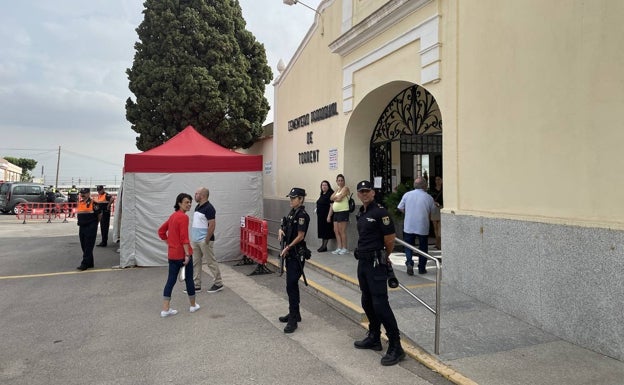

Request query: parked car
[{"left": 0, "top": 183, "right": 66, "bottom": 214}]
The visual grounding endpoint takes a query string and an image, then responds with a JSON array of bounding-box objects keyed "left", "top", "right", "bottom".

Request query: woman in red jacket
[{"left": 158, "top": 193, "right": 200, "bottom": 317}]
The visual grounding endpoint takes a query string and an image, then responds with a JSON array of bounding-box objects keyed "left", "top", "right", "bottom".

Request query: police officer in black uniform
[
  {"left": 277, "top": 187, "right": 310, "bottom": 333},
  {"left": 353, "top": 180, "right": 405, "bottom": 366}
]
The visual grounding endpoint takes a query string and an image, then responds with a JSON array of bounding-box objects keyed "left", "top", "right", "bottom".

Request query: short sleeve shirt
[
  {"left": 191, "top": 201, "right": 216, "bottom": 242},
  {"left": 286, "top": 206, "right": 310, "bottom": 243},
  {"left": 356, "top": 203, "right": 395, "bottom": 251}
]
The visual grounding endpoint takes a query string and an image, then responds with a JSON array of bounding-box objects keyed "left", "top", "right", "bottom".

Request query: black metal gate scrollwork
[{"left": 370, "top": 84, "right": 443, "bottom": 195}]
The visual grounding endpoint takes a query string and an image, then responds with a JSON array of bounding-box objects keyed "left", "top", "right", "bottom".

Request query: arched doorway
[{"left": 370, "top": 84, "right": 443, "bottom": 198}]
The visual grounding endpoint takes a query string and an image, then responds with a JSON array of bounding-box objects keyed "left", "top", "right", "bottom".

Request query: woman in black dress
[{"left": 316, "top": 180, "right": 335, "bottom": 252}]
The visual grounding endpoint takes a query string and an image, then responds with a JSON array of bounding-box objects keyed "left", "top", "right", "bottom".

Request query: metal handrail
[
  {"left": 394, "top": 238, "right": 441, "bottom": 354},
  {"left": 264, "top": 216, "right": 441, "bottom": 353}
]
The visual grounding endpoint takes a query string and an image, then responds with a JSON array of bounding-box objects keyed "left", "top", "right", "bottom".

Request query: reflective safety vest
[
  {"left": 77, "top": 200, "right": 95, "bottom": 213},
  {"left": 77, "top": 199, "right": 98, "bottom": 226}
]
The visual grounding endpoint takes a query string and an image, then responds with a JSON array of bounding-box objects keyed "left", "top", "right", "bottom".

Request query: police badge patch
[
  {"left": 299, "top": 218, "right": 305, "bottom": 225},
  {"left": 382, "top": 216, "right": 390, "bottom": 226}
]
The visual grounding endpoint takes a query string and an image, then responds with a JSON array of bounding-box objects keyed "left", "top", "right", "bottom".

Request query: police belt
[{"left": 355, "top": 249, "right": 384, "bottom": 261}]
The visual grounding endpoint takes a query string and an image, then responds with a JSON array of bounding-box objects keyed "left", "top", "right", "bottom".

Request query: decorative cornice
[{"left": 329, "top": 0, "right": 433, "bottom": 56}]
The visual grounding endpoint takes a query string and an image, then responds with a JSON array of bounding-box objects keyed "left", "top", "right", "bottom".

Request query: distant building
[{"left": 0, "top": 158, "right": 22, "bottom": 182}]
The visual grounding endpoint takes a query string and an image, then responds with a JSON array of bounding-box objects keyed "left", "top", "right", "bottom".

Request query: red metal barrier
[
  {"left": 15, "top": 202, "right": 77, "bottom": 223},
  {"left": 239, "top": 215, "right": 272, "bottom": 275},
  {"left": 240, "top": 216, "right": 268, "bottom": 264}
]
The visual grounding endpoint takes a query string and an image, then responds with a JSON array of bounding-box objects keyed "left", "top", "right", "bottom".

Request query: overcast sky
[{"left": 0, "top": 0, "right": 322, "bottom": 186}]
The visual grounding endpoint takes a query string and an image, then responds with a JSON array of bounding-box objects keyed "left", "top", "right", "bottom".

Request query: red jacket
[{"left": 158, "top": 210, "right": 192, "bottom": 261}]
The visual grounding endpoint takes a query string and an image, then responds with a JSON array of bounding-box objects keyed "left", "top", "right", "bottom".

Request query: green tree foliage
[
  {"left": 126, "top": 0, "right": 272, "bottom": 151},
  {"left": 3, "top": 156, "right": 37, "bottom": 181}
]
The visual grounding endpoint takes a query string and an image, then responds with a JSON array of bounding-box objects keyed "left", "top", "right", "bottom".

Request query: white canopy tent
[{"left": 116, "top": 126, "right": 263, "bottom": 267}]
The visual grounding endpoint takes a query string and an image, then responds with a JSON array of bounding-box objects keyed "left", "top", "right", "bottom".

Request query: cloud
[{"left": 0, "top": 0, "right": 321, "bottom": 185}]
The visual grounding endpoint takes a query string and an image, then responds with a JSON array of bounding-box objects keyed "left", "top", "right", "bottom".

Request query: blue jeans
[
  {"left": 163, "top": 259, "right": 195, "bottom": 299},
  {"left": 403, "top": 232, "right": 428, "bottom": 270}
]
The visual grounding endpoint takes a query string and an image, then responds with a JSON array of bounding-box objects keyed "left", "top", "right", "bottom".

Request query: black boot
[
  {"left": 283, "top": 318, "right": 298, "bottom": 333},
  {"left": 278, "top": 312, "right": 301, "bottom": 323},
  {"left": 317, "top": 239, "right": 328, "bottom": 252},
  {"left": 354, "top": 331, "right": 382, "bottom": 351},
  {"left": 380, "top": 338, "right": 405, "bottom": 366}
]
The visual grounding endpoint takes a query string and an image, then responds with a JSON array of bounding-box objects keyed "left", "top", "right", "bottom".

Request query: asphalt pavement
[{"left": 0, "top": 215, "right": 452, "bottom": 385}]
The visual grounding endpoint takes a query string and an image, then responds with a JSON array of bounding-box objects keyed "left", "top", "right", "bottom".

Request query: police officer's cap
[
  {"left": 357, "top": 180, "right": 373, "bottom": 191},
  {"left": 79, "top": 188, "right": 90, "bottom": 194},
  {"left": 286, "top": 187, "right": 306, "bottom": 198},
  {"left": 96, "top": 185, "right": 105, "bottom": 190}
]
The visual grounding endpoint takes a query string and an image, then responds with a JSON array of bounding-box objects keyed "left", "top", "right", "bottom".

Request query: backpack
[{"left": 348, "top": 193, "right": 356, "bottom": 213}]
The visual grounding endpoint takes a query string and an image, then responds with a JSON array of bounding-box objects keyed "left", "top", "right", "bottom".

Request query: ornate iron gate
[{"left": 370, "top": 84, "right": 443, "bottom": 195}]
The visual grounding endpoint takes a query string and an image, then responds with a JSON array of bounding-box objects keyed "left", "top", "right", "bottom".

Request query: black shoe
[
  {"left": 381, "top": 343, "right": 405, "bottom": 366},
  {"left": 278, "top": 313, "right": 302, "bottom": 323},
  {"left": 418, "top": 268, "right": 427, "bottom": 274},
  {"left": 317, "top": 246, "right": 327, "bottom": 252},
  {"left": 76, "top": 265, "right": 88, "bottom": 271},
  {"left": 96, "top": 243, "right": 107, "bottom": 247},
  {"left": 284, "top": 321, "right": 298, "bottom": 333},
  {"left": 406, "top": 265, "right": 414, "bottom": 276},
  {"left": 354, "top": 332, "right": 382, "bottom": 351}
]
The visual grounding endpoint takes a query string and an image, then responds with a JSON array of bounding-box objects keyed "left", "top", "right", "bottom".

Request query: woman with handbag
[
  {"left": 329, "top": 174, "right": 351, "bottom": 255},
  {"left": 157, "top": 193, "right": 200, "bottom": 317}
]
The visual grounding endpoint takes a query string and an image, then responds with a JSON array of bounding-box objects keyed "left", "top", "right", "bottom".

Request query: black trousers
[
  {"left": 99, "top": 211, "right": 111, "bottom": 244},
  {"left": 79, "top": 221, "right": 98, "bottom": 267},
  {"left": 357, "top": 258, "right": 400, "bottom": 340},
  {"left": 286, "top": 254, "right": 305, "bottom": 315}
]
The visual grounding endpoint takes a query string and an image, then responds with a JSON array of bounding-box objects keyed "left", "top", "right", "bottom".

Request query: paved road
[{"left": 0, "top": 215, "right": 452, "bottom": 385}]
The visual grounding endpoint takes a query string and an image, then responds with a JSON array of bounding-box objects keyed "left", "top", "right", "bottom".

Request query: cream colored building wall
[
  {"left": 274, "top": 0, "right": 346, "bottom": 197},
  {"left": 240, "top": 137, "right": 273, "bottom": 197},
  {"left": 452, "top": 0, "right": 624, "bottom": 229}
]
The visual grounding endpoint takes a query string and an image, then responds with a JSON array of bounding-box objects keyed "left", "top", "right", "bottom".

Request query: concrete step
[{"left": 266, "top": 255, "right": 366, "bottom": 323}]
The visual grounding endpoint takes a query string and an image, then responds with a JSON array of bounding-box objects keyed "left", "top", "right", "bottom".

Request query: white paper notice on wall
[
  {"left": 264, "top": 161, "right": 272, "bottom": 175},
  {"left": 329, "top": 148, "right": 338, "bottom": 170},
  {"left": 373, "top": 177, "right": 382, "bottom": 189}
]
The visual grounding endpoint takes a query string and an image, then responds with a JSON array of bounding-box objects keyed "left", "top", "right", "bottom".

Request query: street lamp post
[{"left": 282, "top": 0, "right": 319, "bottom": 14}]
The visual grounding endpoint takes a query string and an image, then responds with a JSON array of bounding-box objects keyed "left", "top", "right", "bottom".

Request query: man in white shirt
[
  {"left": 190, "top": 187, "right": 223, "bottom": 293},
  {"left": 397, "top": 177, "right": 435, "bottom": 275}
]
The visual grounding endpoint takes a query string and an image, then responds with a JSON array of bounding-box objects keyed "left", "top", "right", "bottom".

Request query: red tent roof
[{"left": 124, "top": 126, "right": 262, "bottom": 173}]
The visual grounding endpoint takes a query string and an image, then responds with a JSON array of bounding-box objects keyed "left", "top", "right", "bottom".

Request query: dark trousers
[
  {"left": 79, "top": 221, "right": 98, "bottom": 267},
  {"left": 99, "top": 211, "right": 111, "bottom": 244},
  {"left": 163, "top": 259, "right": 195, "bottom": 298},
  {"left": 357, "top": 258, "right": 400, "bottom": 340},
  {"left": 403, "top": 232, "right": 428, "bottom": 270},
  {"left": 286, "top": 255, "right": 305, "bottom": 315}
]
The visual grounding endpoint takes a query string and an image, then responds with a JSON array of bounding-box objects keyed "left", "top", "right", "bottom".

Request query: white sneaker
[
  {"left": 160, "top": 308, "right": 178, "bottom": 318},
  {"left": 338, "top": 248, "right": 349, "bottom": 255},
  {"left": 189, "top": 303, "right": 201, "bottom": 313},
  {"left": 331, "top": 248, "right": 341, "bottom": 254}
]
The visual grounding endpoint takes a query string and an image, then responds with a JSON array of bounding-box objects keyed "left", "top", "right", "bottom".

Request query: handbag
[
  {"left": 178, "top": 264, "right": 186, "bottom": 282},
  {"left": 348, "top": 193, "right": 356, "bottom": 213}
]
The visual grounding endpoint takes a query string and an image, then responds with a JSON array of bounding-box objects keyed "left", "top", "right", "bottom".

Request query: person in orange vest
[
  {"left": 94, "top": 185, "right": 114, "bottom": 247},
  {"left": 76, "top": 188, "right": 100, "bottom": 270}
]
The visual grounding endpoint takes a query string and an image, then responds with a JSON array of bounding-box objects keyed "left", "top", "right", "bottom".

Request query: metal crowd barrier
[
  {"left": 14, "top": 202, "right": 77, "bottom": 224},
  {"left": 238, "top": 215, "right": 272, "bottom": 275}
]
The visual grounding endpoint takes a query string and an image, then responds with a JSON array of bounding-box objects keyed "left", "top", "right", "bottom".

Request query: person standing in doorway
[
  {"left": 429, "top": 176, "right": 443, "bottom": 250},
  {"left": 397, "top": 177, "right": 435, "bottom": 275},
  {"left": 277, "top": 187, "right": 310, "bottom": 333},
  {"left": 329, "top": 174, "right": 350, "bottom": 254},
  {"left": 158, "top": 193, "right": 200, "bottom": 317},
  {"left": 95, "top": 185, "right": 114, "bottom": 247},
  {"left": 352, "top": 180, "right": 405, "bottom": 366},
  {"left": 76, "top": 188, "right": 100, "bottom": 271},
  {"left": 190, "top": 187, "right": 223, "bottom": 294},
  {"left": 315, "top": 180, "right": 335, "bottom": 252}
]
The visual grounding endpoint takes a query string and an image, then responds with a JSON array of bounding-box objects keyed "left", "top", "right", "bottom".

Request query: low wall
[{"left": 443, "top": 212, "right": 624, "bottom": 361}]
